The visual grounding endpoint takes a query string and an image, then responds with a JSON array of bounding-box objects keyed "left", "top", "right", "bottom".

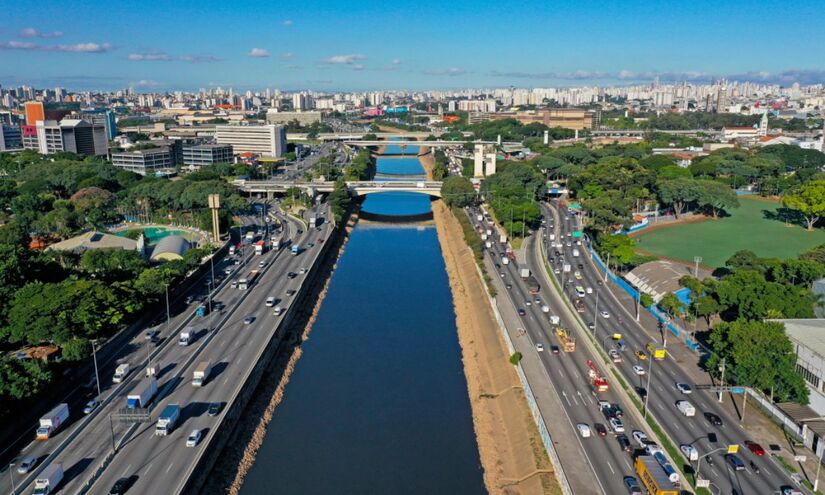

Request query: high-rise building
[
  {"left": 215, "top": 124, "right": 286, "bottom": 157},
  {"left": 24, "top": 101, "right": 45, "bottom": 125},
  {"left": 0, "top": 125, "right": 22, "bottom": 151},
  {"left": 35, "top": 119, "right": 107, "bottom": 156}
]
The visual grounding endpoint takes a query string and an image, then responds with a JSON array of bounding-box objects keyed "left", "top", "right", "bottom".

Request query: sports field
[{"left": 633, "top": 196, "right": 825, "bottom": 269}]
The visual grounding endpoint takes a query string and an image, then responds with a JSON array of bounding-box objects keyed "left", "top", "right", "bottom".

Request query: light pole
[
  {"left": 718, "top": 358, "right": 726, "bottom": 403},
  {"left": 593, "top": 289, "right": 601, "bottom": 337},
  {"left": 644, "top": 350, "right": 654, "bottom": 418},
  {"left": 91, "top": 339, "right": 101, "bottom": 398},
  {"left": 9, "top": 462, "right": 16, "bottom": 492},
  {"left": 108, "top": 413, "right": 117, "bottom": 452},
  {"left": 604, "top": 252, "right": 611, "bottom": 282},
  {"left": 696, "top": 445, "right": 737, "bottom": 482},
  {"left": 207, "top": 280, "right": 213, "bottom": 332},
  {"left": 164, "top": 283, "right": 171, "bottom": 331},
  {"left": 694, "top": 256, "right": 703, "bottom": 277}
]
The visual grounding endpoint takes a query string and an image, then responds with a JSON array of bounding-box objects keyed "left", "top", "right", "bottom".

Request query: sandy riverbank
[{"left": 422, "top": 151, "right": 560, "bottom": 494}]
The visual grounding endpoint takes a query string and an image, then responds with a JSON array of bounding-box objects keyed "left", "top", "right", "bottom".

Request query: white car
[
  {"left": 586, "top": 287, "right": 593, "bottom": 294},
  {"left": 676, "top": 382, "right": 693, "bottom": 394},
  {"left": 598, "top": 400, "right": 611, "bottom": 410},
  {"left": 525, "top": 300, "right": 532, "bottom": 306},
  {"left": 632, "top": 430, "right": 649, "bottom": 448},
  {"left": 536, "top": 343, "right": 544, "bottom": 352},
  {"left": 16, "top": 456, "right": 37, "bottom": 474},
  {"left": 186, "top": 429, "right": 202, "bottom": 447},
  {"left": 645, "top": 442, "right": 664, "bottom": 456},
  {"left": 83, "top": 399, "right": 98, "bottom": 414},
  {"left": 609, "top": 417, "right": 625, "bottom": 433},
  {"left": 633, "top": 365, "right": 646, "bottom": 375},
  {"left": 600, "top": 310, "right": 610, "bottom": 319},
  {"left": 680, "top": 444, "right": 699, "bottom": 461},
  {"left": 577, "top": 423, "right": 591, "bottom": 438}
]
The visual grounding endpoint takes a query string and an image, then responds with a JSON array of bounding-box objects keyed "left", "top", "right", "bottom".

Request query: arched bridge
[{"left": 233, "top": 179, "right": 443, "bottom": 198}]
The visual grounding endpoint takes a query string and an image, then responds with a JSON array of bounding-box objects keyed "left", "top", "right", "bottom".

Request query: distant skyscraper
[
  {"left": 24, "top": 101, "right": 45, "bottom": 125},
  {"left": 716, "top": 86, "right": 727, "bottom": 112}
]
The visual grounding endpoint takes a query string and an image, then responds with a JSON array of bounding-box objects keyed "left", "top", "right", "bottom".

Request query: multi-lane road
[
  {"left": 542, "top": 200, "right": 799, "bottom": 494},
  {"left": 4, "top": 201, "right": 332, "bottom": 495}
]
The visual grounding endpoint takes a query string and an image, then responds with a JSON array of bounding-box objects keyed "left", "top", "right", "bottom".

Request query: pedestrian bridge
[{"left": 233, "top": 179, "right": 443, "bottom": 198}]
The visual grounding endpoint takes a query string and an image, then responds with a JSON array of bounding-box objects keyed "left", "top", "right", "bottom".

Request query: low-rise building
[
  {"left": 111, "top": 147, "right": 175, "bottom": 176},
  {"left": 181, "top": 143, "right": 233, "bottom": 170},
  {"left": 266, "top": 110, "right": 322, "bottom": 126}
]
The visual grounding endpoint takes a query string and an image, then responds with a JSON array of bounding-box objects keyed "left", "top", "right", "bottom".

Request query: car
[
  {"left": 300, "top": 267, "right": 307, "bottom": 274},
  {"left": 617, "top": 434, "right": 632, "bottom": 452},
  {"left": 548, "top": 257, "right": 554, "bottom": 263},
  {"left": 608, "top": 349, "right": 622, "bottom": 362},
  {"left": 535, "top": 343, "right": 544, "bottom": 352},
  {"left": 145, "top": 329, "right": 159, "bottom": 342},
  {"left": 534, "top": 297, "right": 541, "bottom": 304},
  {"left": 287, "top": 272, "right": 297, "bottom": 279},
  {"left": 632, "top": 430, "right": 648, "bottom": 447},
  {"left": 16, "top": 455, "right": 37, "bottom": 474},
  {"left": 676, "top": 382, "right": 692, "bottom": 394},
  {"left": 587, "top": 321, "right": 595, "bottom": 330},
  {"left": 680, "top": 444, "right": 699, "bottom": 461},
  {"left": 525, "top": 300, "right": 532, "bottom": 306},
  {"left": 725, "top": 453, "right": 745, "bottom": 471},
  {"left": 317, "top": 238, "right": 324, "bottom": 243},
  {"left": 500, "top": 272, "right": 505, "bottom": 278},
  {"left": 243, "top": 315, "right": 255, "bottom": 325},
  {"left": 598, "top": 400, "right": 611, "bottom": 410},
  {"left": 586, "top": 287, "right": 593, "bottom": 294},
  {"left": 186, "top": 429, "right": 202, "bottom": 447},
  {"left": 550, "top": 345, "right": 560, "bottom": 354},
  {"left": 600, "top": 310, "right": 610, "bottom": 318},
  {"left": 83, "top": 399, "right": 98, "bottom": 414},
  {"left": 616, "top": 340, "right": 627, "bottom": 351},
  {"left": 574, "top": 271, "right": 582, "bottom": 280},
  {"left": 594, "top": 423, "right": 607, "bottom": 437},
  {"left": 780, "top": 486, "right": 804, "bottom": 495},
  {"left": 234, "top": 259, "right": 241, "bottom": 265},
  {"left": 745, "top": 440, "right": 765, "bottom": 456},
  {"left": 184, "top": 295, "right": 194, "bottom": 305},
  {"left": 577, "top": 263, "right": 584, "bottom": 269},
  {"left": 258, "top": 261, "right": 266, "bottom": 268},
  {"left": 286, "top": 289, "right": 297, "bottom": 296},
  {"left": 645, "top": 441, "right": 664, "bottom": 456},
  {"left": 231, "top": 280, "right": 238, "bottom": 288},
  {"left": 635, "top": 350, "right": 647, "bottom": 360},
  {"left": 554, "top": 268, "right": 560, "bottom": 274},
  {"left": 307, "top": 242, "right": 315, "bottom": 248},
  {"left": 506, "top": 284, "right": 513, "bottom": 290},
  {"left": 611, "top": 403, "right": 624, "bottom": 418},
  {"left": 108, "top": 477, "right": 134, "bottom": 494},
  {"left": 518, "top": 309, "right": 526, "bottom": 316},
  {"left": 609, "top": 417, "right": 625, "bottom": 433},
  {"left": 623, "top": 476, "right": 642, "bottom": 495},
  {"left": 704, "top": 412, "right": 723, "bottom": 426},
  {"left": 224, "top": 267, "right": 232, "bottom": 275},
  {"left": 707, "top": 432, "right": 718, "bottom": 443},
  {"left": 576, "top": 423, "right": 591, "bottom": 438},
  {"left": 207, "top": 402, "right": 222, "bottom": 416},
  {"left": 633, "top": 365, "right": 646, "bottom": 375}
]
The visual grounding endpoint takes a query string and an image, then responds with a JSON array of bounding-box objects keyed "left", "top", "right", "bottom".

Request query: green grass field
[{"left": 633, "top": 196, "right": 825, "bottom": 269}]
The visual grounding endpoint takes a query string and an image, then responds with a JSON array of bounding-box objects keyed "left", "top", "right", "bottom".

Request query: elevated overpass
[
  {"left": 344, "top": 140, "right": 494, "bottom": 148},
  {"left": 233, "top": 179, "right": 443, "bottom": 198}
]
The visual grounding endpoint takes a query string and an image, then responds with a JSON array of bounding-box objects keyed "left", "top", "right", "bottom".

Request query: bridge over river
[{"left": 233, "top": 179, "right": 443, "bottom": 198}]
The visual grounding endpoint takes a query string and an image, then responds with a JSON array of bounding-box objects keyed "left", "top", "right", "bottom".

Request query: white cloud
[
  {"left": 249, "top": 48, "right": 270, "bottom": 58},
  {"left": 392, "top": 58, "right": 401, "bottom": 65},
  {"left": 283, "top": 20, "right": 293, "bottom": 26},
  {"left": 129, "top": 79, "right": 163, "bottom": 88},
  {"left": 128, "top": 52, "right": 221, "bottom": 63},
  {"left": 353, "top": 64, "right": 365, "bottom": 71},
  {"left": 20, "top": 27, "right": 63, "bottom": 38},
  {"left": 178, "top": 54, "right": 221, "bottom": 63},
  {"left": 280, "top": 52, "right": 294, "bottom": 60},
  {"left": 423, "top": 67, "right": 466, "bottom": 76},
  {"left": 0, "top": 40, "right": 112, "bottom": 53},
  {"left": 323, "top": 54, "right": 366, "bottom": 65}
]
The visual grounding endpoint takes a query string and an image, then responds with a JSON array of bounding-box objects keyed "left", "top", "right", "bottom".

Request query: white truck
[
  {"left": 499, "top": 234, "right": 507, "bottom": 243},
  {"left": 146, "top": 359, "right": 162, "bottom": 377},
  {"left": 36, "top": 403, "right": 70, "bottom": 440},
  {"left": 309, "top": 215, "right": 317, "bottom": 227},
  {"left": 549, "top": 315, "right": 560, "bottom": 325},
  {"left": 676, "top": 400, "right": 695, "bottom": 417},
  {"left": 179, "top": 326, "right": 195, "bottom": 346},
  {"left": 501, "top": 257, "right": 510, "bottom": 265},
  {"left": 520, "top": 267, "right": 531, "bottom": 279},
  {"left": 155, "top": 404, "right": 181, "bottom": 436},
  {"left": 127, "top": 377, "right": 158, "bottom": 408},
  {"left": 476, "top": 214, "right": 483, "bottom": 222},
  {"left": 32, "top": 463, "right": 63, "bottom": 495},
  {"left": 192, "top": 361, "right": 212, "bottom": 387},
  {"left": 572, "top": 248, "right": 580, "bottom": 257},
  {"left": 271, "top": 236, "right": 280, "bottom": 250},
  {"left": 112, "top": 363, "right": 130, "bottom": 383}
]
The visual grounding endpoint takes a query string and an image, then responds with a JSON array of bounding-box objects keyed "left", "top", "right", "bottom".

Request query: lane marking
[
  {"left": 122, "top": 464, "right": 132, "bottom": 476},
  {"left": 145, "top": 463, "right": 153, "bottom": 475},
  {"left": 166, "top": 462, "right": 175, "bottom": 473},
  {"left": 606, "top": 461, "right": 615, "bottom": 474}
]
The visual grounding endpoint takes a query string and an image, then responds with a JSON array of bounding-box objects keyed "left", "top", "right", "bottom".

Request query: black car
[
  {"left": 550, "top": 345, "right": 560, "bottom": 354},
  {"left": 109, "top": 477, "right": 134, "bottom": 494},
  {"left": 287, "top": 272, "right": 297, "bottom": 279},
  {"left": 518, "top": 309, "right": 526, "bottom": 316},
  {"left": 636, "top": 386, "right": 647, "bottom": 399},
  {"left": 617, "top": 434, "right": 632, "bottom": 452},
  {"left": 286, "top": 289, "right": 297, "bottom": 296},
  {"left": 578, "top": 264, "right": 584, "bottom": 269},
  {"left": 704, "top": 412, "right": 723, "bottom": 426},
  {"left": 207, "top": 402, "right": 222, "bottom": 416}
]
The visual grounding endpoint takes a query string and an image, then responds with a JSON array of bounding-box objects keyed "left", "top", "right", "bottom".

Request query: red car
[
  {"left": 745, "top": 441, "right": 765, "bottom": 456},
  {"left": 594, "top": 423, "right": 608, "bottom": 437}
]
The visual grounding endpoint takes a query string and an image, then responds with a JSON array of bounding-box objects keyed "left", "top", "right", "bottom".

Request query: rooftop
[
  {"left": 47, "top": 231, "right": 140, "bottom": 253},
  {"left": 625, "top": 260, "right": 711, "bottom": 302},
  {"left": 775, "top": 318, "right": 825, "bottom": 360}
]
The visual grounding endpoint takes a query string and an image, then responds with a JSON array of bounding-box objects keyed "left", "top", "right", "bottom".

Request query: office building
[
  {"left": 0, "top": 125, "right": 22, "bottom": 151},
  {"left": 215, "top": 124, "right": 286, "bottom": 157},
  {"left": 21, "top": 125, "right": 38, "bottom": 150},
  {"left": 24, "top": 101, "right": 45, "bottom": 125},
  {"left": 34, "top": 119, "right": 108, "bottom": 156},
  {"left": 80, "top": 110, "right": 117, "bottom": 140},
  {"left": 111, "top": 147, "right": 175, "bottom": 176},
  {"left": 181, "top": 143, "right": 233, "bottom": 170},
  {"left": 491, "top": 108, "right": 598, "bottom": 130},
  {"left": 292, "top": 93, "right": 312, "bottom": 111},
  {"left": 266, "top": 110, "right": 322, "bottom": 126}
]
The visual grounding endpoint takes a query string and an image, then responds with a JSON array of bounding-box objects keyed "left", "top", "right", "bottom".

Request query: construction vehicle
[
  {"left": 555, "top": 327, "right": 576, "bottom": 352},
  {"left": 587, "top": 359, "right": 609, "bottom": 392},
  {"left": 647, "top": 342, "right": 666, "bottom": 360},
  {"left": 635, "top": 455, "right": 679, "bottom": 495}
]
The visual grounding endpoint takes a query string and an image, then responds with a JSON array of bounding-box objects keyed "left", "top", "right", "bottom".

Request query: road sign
[
  {"left": 696, "top": 479, "right": 710, "bottom": 488},
  {"left": 563, "top": 264, "right": 571, "bottom": 273},
  {"left": 731, "top": 386, "right": 746, "bottom": 394},
  {"left": 794, "top": 455, "right": 807, "bottom": 462},
  {"left": 114, "top": 407, "right": 152, "bottom": 424},
  {"left": 727, "top": 444, "right": 739, "bottom": 454}
]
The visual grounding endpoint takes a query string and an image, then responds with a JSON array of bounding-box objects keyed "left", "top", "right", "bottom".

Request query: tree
[
  {"left": 707, "top": 320, "right": 808, "bottom": 404},
  {"left": 658, "top": 292, "right": 684, "bottom": 320},
  {"left": 639, "top": 292, "right": 654, "bottom": 308},
  {"left": 0, "top": 358, "right": 52, "bottom": 400},
  {"left": 80, "top": 249, "right": 147, "bottom": 281},
  {"left": 657, "top": 178, "right": 700, "bottom": 217},
  {"left": 441, "top": 176, "right": 475, "bottom": 207},
  {"left": 61, "top": 337, "right": 91, "bottom": 361},
  {"left": 695, "top": 180, "right": 739, "bottom": 218},
  {"left": 783, "top": 180, "right": 825, "bottom": 231},
  {"left": 690, "top": 295, "right": 719, "bottom": 325},
  {"left": 597, "top": 234, "right": 638, "bottom": 269}
]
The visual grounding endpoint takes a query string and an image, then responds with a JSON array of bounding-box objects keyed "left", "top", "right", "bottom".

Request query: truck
[
  {"left": 112, "top": 363, "right": 130, "bottom": 383},
  {"left": 476, "top": 214, "right": 483, "bottom": 222},
  {"left": 244, "top": 231, "right": 255, "bottom": 244},
  {"left": 146, "top": 359, "right": 162, "bottom": 377},
  {"left": 179, "top": 326, "right": 195, "bottom": 346},
  {"left": 527, "top": 276, "right": 540, "bottom": 294},
  {"left": 555, "top": 327, "right": 576, "bottom": 352},
  {"left": 654, "top": 451, "right": 680, "bottom": 483},
  {"left": 229, "top": 244, "right": 236, "bottom": 256},
  {"left": 238, "top": 270, "right": 259, "bottom": 290},
  {"left": 549, "top": 315, "right": 560, "bottom": 325},
  {"left": 572, "top": 248, "right": 580, "bottom": 257},
  {"left": 309, "top": 215, "right": 317, "bottom": 227},
  {"left": 499, "top": 234, "right": 507, "bottom": 244},
  {"left": 195, "top": 304, "right": 209, "bottom": 317},
  {"left": 155, "top": 404, "right": 181, "bottom": 436},
  {"left": 254, "top": 240, "right": 266, "bottom": 255},
  {"left": 635, "top": 456, "right": 679, "bottom": 495},
  {"left": 291, "top": 244, "right": 300, "bottom": 256},
  {"left": 676, "top": 400, "right": 695, "bottom": 417},
  {"left": 501, "top": 256, "right": 510, "bottom": 266},
  {"left": 271, "top": 236, "right": 280, "bottom": 250},
  {"left": 520, "top": 267, "right": 531, "bottom": 279},
  {"left": 32, "top": 463, "right": 63, "bottom": 495},
  {"left": 647, "top": 343, "right": 666, "bottom": 360},
  {"left": 192, "top": 361, "right": 212, "bottom": 387},
  {"left": 36, "top": 404, "right": 69, "bottom": 440},
  {"left": 574, "top": 298, "right": 585, "bottom": 313},
  {"left": 127, "top": 377, "right": 158, "bottom": 408},
  {"left": 587, "top": 359, "right": 609, "bottom": 392}
]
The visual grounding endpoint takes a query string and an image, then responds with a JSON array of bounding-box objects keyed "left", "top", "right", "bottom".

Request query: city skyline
[{"left": 1, "top": 0, "right": 825, "bottom": 91}]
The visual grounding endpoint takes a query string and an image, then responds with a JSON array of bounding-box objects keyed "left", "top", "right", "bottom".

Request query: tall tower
[
  {"left": 758, "top": 112, "right": 769, "bottom": 137},
  {"left": 208, "top": 194, "right": 221, "bottom": 242},
  {"left": 473, "top": 144, "right": 484, "bottom": 178}
]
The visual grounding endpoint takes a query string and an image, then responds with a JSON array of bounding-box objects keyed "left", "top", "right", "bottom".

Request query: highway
[
  {"left": 542, "top": 200, "right": 797, "bottom": 495},
  {"left": 468, "top": 206, "right": 662, "bottom": 495},
  {"left": 6, "top": 201, "right": 331, "bottom": 494},
  {"left": 86, "top": 204, "right": 332, "bottom": 495}
]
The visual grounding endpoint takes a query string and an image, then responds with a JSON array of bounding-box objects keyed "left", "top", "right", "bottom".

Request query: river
[{"left": 239, "top": 146, "right": 485, "bottom": 494}]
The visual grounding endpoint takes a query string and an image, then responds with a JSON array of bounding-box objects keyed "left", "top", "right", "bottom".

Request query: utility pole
[
  {"left": 164, "top": 284, "right": 171, "bottom": 331},
  {"left": 718, "top": 358, "right": 726, "bottom": 403},
  {"left": 91, "top": 339, "right": 101, "bottom": 398},
  {"left": 593, "top": 289, "right": 601, "bottom": 337},
  {"left": 9, "top": 462, "right": 16, "bottom": 492},
  {"left": 815, "top": 446, "right": 823, "bottom": 492},
  {"left": 694, "top": 256, "right": 702, "bottom": 277},
  {"left": 635, "top": 293, "right": 641, "bottom": 322},
  {"left": 109, "top": 413, "right": 117, "bottom": 452},
  {"left": 604, "top": 252, "right": 610, "bottom": 282},
  {"left": 644, "top": 350, "right": 654, "bottom": 418},
  {"left": 740, "top": 391, "right": 748, "bottom": 424}
]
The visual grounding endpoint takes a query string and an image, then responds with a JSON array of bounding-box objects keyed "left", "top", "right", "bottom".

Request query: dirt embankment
[{"left": 423, "top": 156, "right": 560, "bottom": 495}]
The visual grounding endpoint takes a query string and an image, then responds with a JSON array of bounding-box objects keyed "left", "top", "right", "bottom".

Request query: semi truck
[
  {"left": 192, "top": 361, "right": 212, "bottom": 387},
  {"left": 179, "top": 326, "right": 195, "bottom": 346},
  {"left": 155, "top": 404, "right": 181, "bottom": 436},
  {"left": 254, "top": 240, "right": 266, "bottom": 255},
  {"left": 635, "top": 456, "right": 679, "bottom": 495},
  {"left": 112, "top": 363, "right": 130, "bottom": 383},
  {"left": 238, "top": 270, "right": 259, "bottom": 290},
  {"left": 127, "top": 377, "right": 158, "bottom": 408},
  {"left": 32, "top": 463, "right": 63, "bottom": 495},
  {"left": 36, "top": 403, "right": 70, "bottom": 440}
]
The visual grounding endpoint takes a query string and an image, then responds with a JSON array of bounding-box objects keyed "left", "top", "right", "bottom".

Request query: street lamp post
[
  {"left": 164, "top": 284, "right": 171, "bottom": 331},
  {"left": 593, "top": 289, "right": 601, "bottom": 337},
  {"left": 109, "top": 413, "right": 117, "bottom": 452},
  {"left": 9, "top": 463, "right": 16, "bottom": 492},
  {"left": 91, "top": 339, "right": 101, "bottom": 398},
  {"left": 644, "top": 350, "right": 654, "bottom": 418}
]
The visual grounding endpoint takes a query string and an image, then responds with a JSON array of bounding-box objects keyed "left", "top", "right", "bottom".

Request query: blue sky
[{"left": 1, "top": 0, "right": 824, "bottom": 92}]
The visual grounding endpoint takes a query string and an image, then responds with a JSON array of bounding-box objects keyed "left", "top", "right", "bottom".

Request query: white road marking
[
  {"left": 166, "top": 462, "right": 175, "bottom": 473},
  {"left": 672, "top": 422, "right": 680, "bottom": 431},
  {"left": 122, "top": 464, "right": 132, "bottom": 476},
  {"left": 624, "top": 459, "right": 632, "bottom": 471},
  {"left": 224, "top": 377, "right": 230, "bottom": 385},
  {"left": 606, "top": 461, "right": 615, "bottom": 474},
  {"left": 562, "top": 391, "right": 572, "bottom": 407},
  {"left": 145, "top": 463, "right": 154, "bottom": 475}
]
